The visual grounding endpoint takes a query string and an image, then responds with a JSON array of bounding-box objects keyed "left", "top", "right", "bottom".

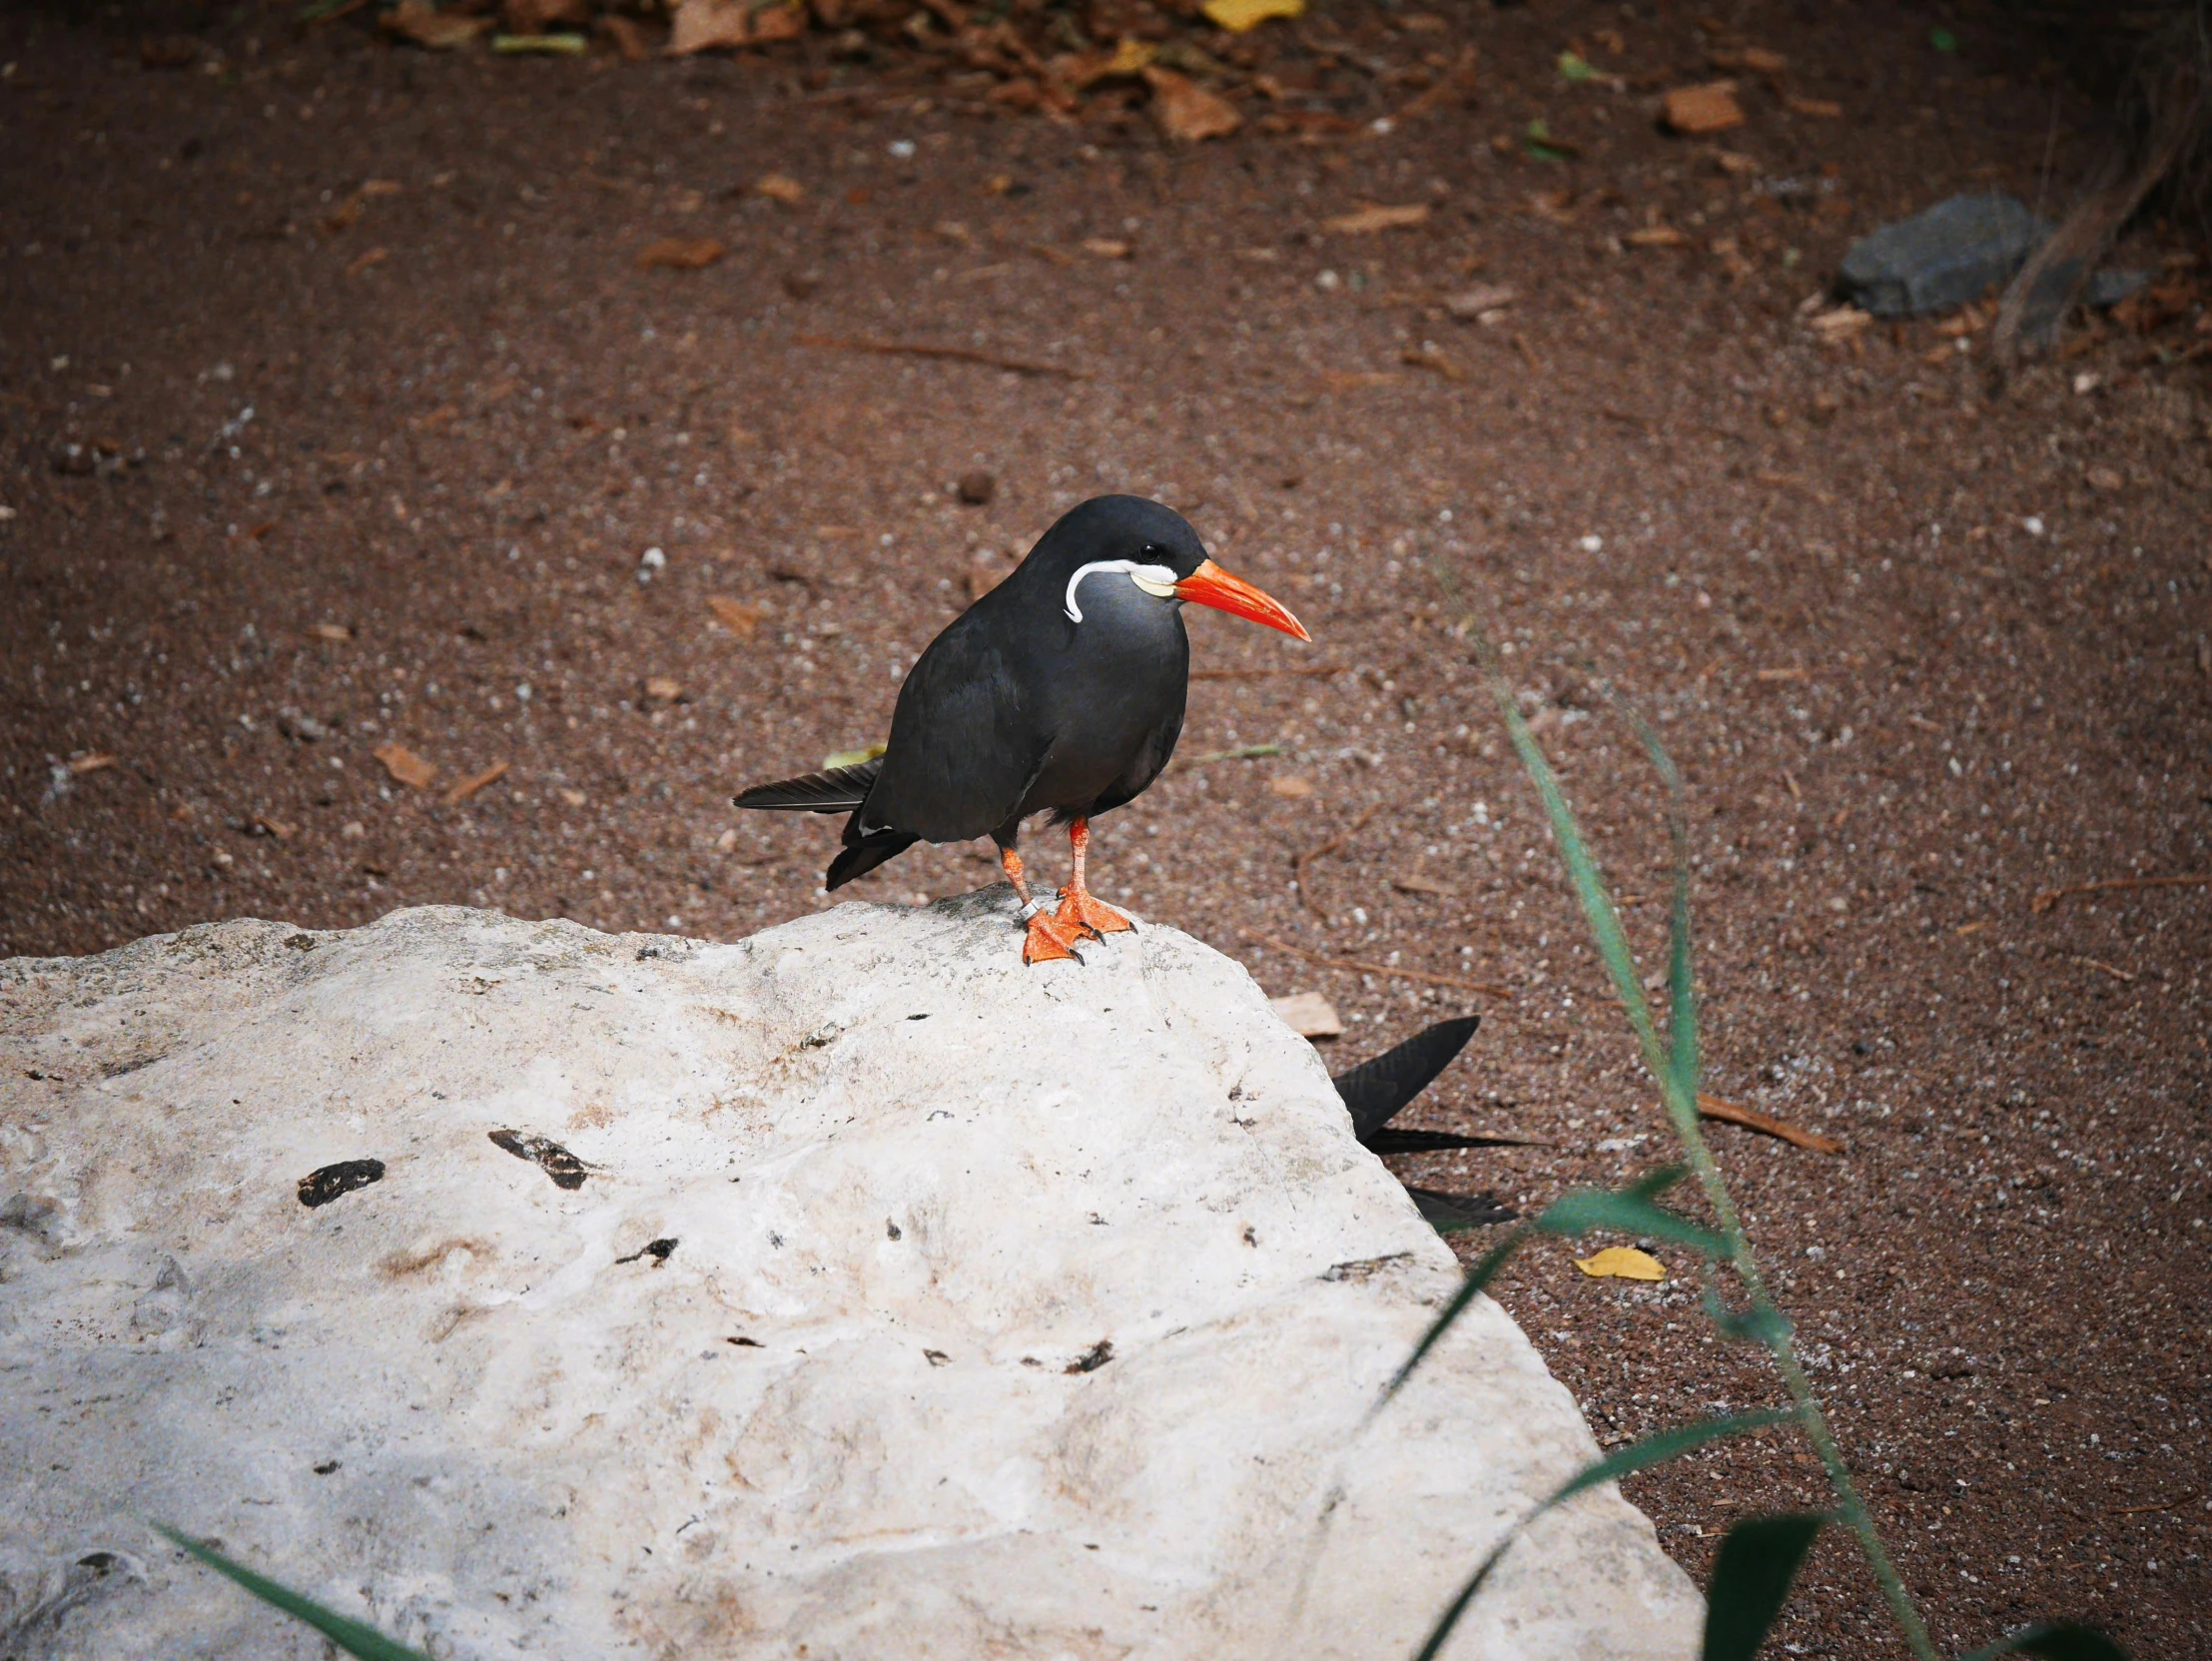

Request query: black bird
[
  {"left": 733, "top": 495, "right": 1310, "bottom": 963},
  {"left": 1331, "top": 1016, "right": 1523, "bottom": 1234}
]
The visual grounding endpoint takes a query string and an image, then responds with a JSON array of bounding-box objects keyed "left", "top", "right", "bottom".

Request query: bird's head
[{"left": 1037, "top": 494, "right": 1311, "bottom": 642}]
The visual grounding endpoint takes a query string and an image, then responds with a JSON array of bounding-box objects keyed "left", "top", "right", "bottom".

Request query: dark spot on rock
[
  {"left": 616, "top": 1237, "right": 678, "bottom": 1265},
  {"left": 885, "top": 1219, "right": 903, "bottom": 1240},
  {"left": 906, "top": 1012, "right": 930, "bottom": 1021},
  {"left": 313, "top": 1460, "right": 342, "bottom": 1475},
  {"left": 923, "top": 1348, "right": 950, "bottom": 1365},
  {"left": 636, "top": 946, "right": 659, "bottom": 959},
  {"left": 285, "top": 934, "right": 315, "bottom": 951},
  {"left": 298, "top": 1159, "right": 384, "bottom": 1209},
  {"left": 1320, "top": 1251, "right": 1414, "bottom": 1283},
  {"left": 727, "top": 1334, "right": 762, "bottom": 1347},
  {"left": 1065, "top": 1338, "right": 1113, "bottom": 1374},
  {"left": 488, "top": 1129, "right": 589, "bottom": 1190}
]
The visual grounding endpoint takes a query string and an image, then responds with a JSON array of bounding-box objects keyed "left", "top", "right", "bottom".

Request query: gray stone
[
  {"left": 1836, "top": 193, "right": 2051, "bottom": 317},
  {"left": 0, "top": 899, "right": 1700, "bottom": 1660}
]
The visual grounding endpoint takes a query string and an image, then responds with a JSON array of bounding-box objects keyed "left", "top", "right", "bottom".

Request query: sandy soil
[{"left": 3, "top": 2, "right": 2207, "bottom": 1655}]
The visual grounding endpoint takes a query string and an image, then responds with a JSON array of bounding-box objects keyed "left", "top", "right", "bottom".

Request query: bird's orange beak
[{"left": 1174, "top": 558, "right": 1311, "bottom": 642}]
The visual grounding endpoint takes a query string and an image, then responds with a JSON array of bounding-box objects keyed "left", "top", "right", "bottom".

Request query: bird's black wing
[
  {"left": 1331, "top": 1016, "right": 1482, "bottom": 1146},
  {"left": 733, "top": 759, "right": 884, "bottom": 814},
  {"left": 863, "top": 605, "right": 1054, "bottom": 844}
]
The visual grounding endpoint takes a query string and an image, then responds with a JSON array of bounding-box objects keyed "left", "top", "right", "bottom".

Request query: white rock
[{"left": 0, "top": 896, "right": 1698, "bottom": 1660}]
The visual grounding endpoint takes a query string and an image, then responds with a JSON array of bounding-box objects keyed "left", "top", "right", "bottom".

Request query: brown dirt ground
[{"left": 4, "top": 2, "right": 2209, "bottom": 1655}]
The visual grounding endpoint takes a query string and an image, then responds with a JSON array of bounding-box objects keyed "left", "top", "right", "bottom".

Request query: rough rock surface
[{"left": 0, "top": 896, "right": 1700, "bottom": 1659}]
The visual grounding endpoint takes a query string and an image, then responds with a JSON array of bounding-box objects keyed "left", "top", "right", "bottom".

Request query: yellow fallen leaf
[
  {"left": 373, "top": 743, "right": 438, "bottom": 790},
  {"left": 1203, "top": 0, "right": 1302, "bottom": 31},
  {"left": 1575, "top": 1246, "right": 1667, "bottom": 1281},
  {"left": 1321, "top": 203, "right": 1431, "bottom": 235}
]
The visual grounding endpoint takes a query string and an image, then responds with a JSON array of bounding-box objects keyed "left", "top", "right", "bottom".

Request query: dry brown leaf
[
  {"left": 667, "top": 0, "right": 752, "bottom": 53},
  {"left": 1082, "top": 237, "right": 1133, "bottom": 260},
  {"left": 1445, "top": 282, "right": 1518, "bottom": 320},
  {"left": 1626, "top": 224, "right": 1692, "bottom": 248},
  {"left": 597, "top": 13, "right": 656, "bottom": 58},
  {"left": 380, "top": 1, "right": 493, "bottom": 49},
  {"left": 1575, "top": 1246, "right": 1666, "bottom": 1281},
  {"left": 1709, "top": 44, "right": 1787, "bottom": 73},
  {"left": 345, "top": 247, "right": 388, "bottom": 278},
  {"left": 502, "top": 0, "right": 589, "bottom": 32},
  {"left": 1269, "top": 774, "right": 1315, "bottom": 799},
  {"left": 67, "top": 753, "right": 119, "bottom": 775},
  {"left": 373, "top": 743, "right": 438, "bottom": 789},
  {"left": 1322, "top": 202, "right": 1432, "bottom": 235},
  {"left": 557, "top": 787, "right": 589, "bottom": 808},
  {"left": 1399, "top": 344, "right": 1465, "bottom": 381},
  {"left": 637, "top": 237, "right": 727, "bottom": 272},
  {"left": 1319, "top": 370, "right": 1400, "bottom": 390},
  {"left": 1783, "top": 93, "right": 1843, "bottom": 118},
  {"left": 1808, "top": 305, "right": 1870, "bottom": 340},
  {"left": 707, "top": 595, "right": 766, "bottom": 636},
  {"left": 1390, "top": 874, "right": 1455, "bottom": 897},
  {"left": 1142, "top": 67, "right": 1242, "bottom": 143},
  {"left": 442, "top": 759, "right": 511, "bottom": 805},
  {"left": 756, "top": 173, "right": 807, "bottom": 205},
  {"left": 1269, "top": 989, "right": 1342, "bottom": 1039},
  {"left": 1661, "top": 82, "right": 1745, "bottom": 135},
  {"left": 309, "top": 622, "right": 354, "bottom": 642},
  {"left": 644, "top": 676, "right": 684, "bottom": 701}
]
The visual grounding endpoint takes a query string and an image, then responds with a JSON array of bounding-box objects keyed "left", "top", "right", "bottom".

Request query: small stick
[
  {"left": 795, "top": 334, "right": 1092, "bottom": 382},
  {"left": 2069, "top": 956, "right": 2135, "bottom": 984},
  {"left": 2109, "top": 1491, "right": 2196, "bottom": 1516},
  {"left": 442, "top": 760, "right": 511, "bottom": 806},
  {"left": 1695, "top": 1093, "right": 1845, "bottom": 1156},
  {"left": 1190, "top": 663, "right": 1349, "bottom": 681},
  {"left": 2030, "top": 873, "right": 2209, "bottom": 914},
  {"left": 1253, "top": 934, "right": 1512, "bottom": 999},
  {"left": 1292, "top": 803, "right": 1381, "bottom": 918}
]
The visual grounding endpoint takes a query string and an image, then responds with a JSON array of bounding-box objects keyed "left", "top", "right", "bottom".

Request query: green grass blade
[
  {"left": 152, "top": 1526, "right": 433, "bottom": 1661},
  {"left": 1411, "top": 1412, "right": 1794, "bottom": 1660},
  {"left": 1702, "top": 1513, "right": 1830, "bottom": 1661},
  {"left": 1480, "top": 667, "right": 1667, "bottom": 1080},
  {"left": 1536, "top": 1187, "right": 1730, "bottom": 1257},
  {"left": 1954, "top": 1624, "right": 2133, "bottom": 1661},
  {"left": 1371, "top": 1225, "right": 1531, "bottom": 1415},
  {"left": 1666, "top": 850, "right": 1699, "bottom": 1107}
]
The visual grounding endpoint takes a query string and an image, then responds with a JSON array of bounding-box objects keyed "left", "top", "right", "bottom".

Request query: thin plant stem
[{"left": 1439, "top": 578, "right": 1938, "bottom": 1661}]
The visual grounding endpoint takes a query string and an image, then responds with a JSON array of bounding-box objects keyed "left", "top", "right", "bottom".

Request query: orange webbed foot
[
  {"left": 1022, "top": 907, "right": 1087, "bottom": 965},
  {"left": 1055, "top": 884, "right": 1133, "bottom": 941}
]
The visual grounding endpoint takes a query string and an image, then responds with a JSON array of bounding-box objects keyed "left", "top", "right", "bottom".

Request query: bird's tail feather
[
  {"left": 733, "top": 759, "right": 883, "bottom": 814},
  {"left": 826, "top": 830, "right": 918, "bottom": 890}
]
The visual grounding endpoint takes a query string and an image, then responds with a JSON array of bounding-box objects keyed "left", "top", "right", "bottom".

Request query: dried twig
[
  {"left": 1292, "top": 803, "right": 1381, "bottom": 917},
  {"left": 795, "top": 334, "right": 1092, "bottom": 381},
  {"left": 2069, "top": 955, "right": 2136, "bottom": 984},
  {"left": 1695, "top": 1093, "right": 1845, "bottom": 1156},
  {"left": 1253, "top": 934, "right": 1512, "bottom": 999},
  {"left": 2030, "top": 873, "right": 2209, "bottom": 914},
  {"left": 442, "top": 760, "right": 511, "bottom": 806}
]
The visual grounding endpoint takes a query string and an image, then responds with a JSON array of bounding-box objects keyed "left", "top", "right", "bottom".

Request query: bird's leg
[
  {"left": 1001, "top": 844, "right": 1085, "bottom": 965},
  {"left": 1055, "top": 817, "right": 1134, "bottom": 940}
]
